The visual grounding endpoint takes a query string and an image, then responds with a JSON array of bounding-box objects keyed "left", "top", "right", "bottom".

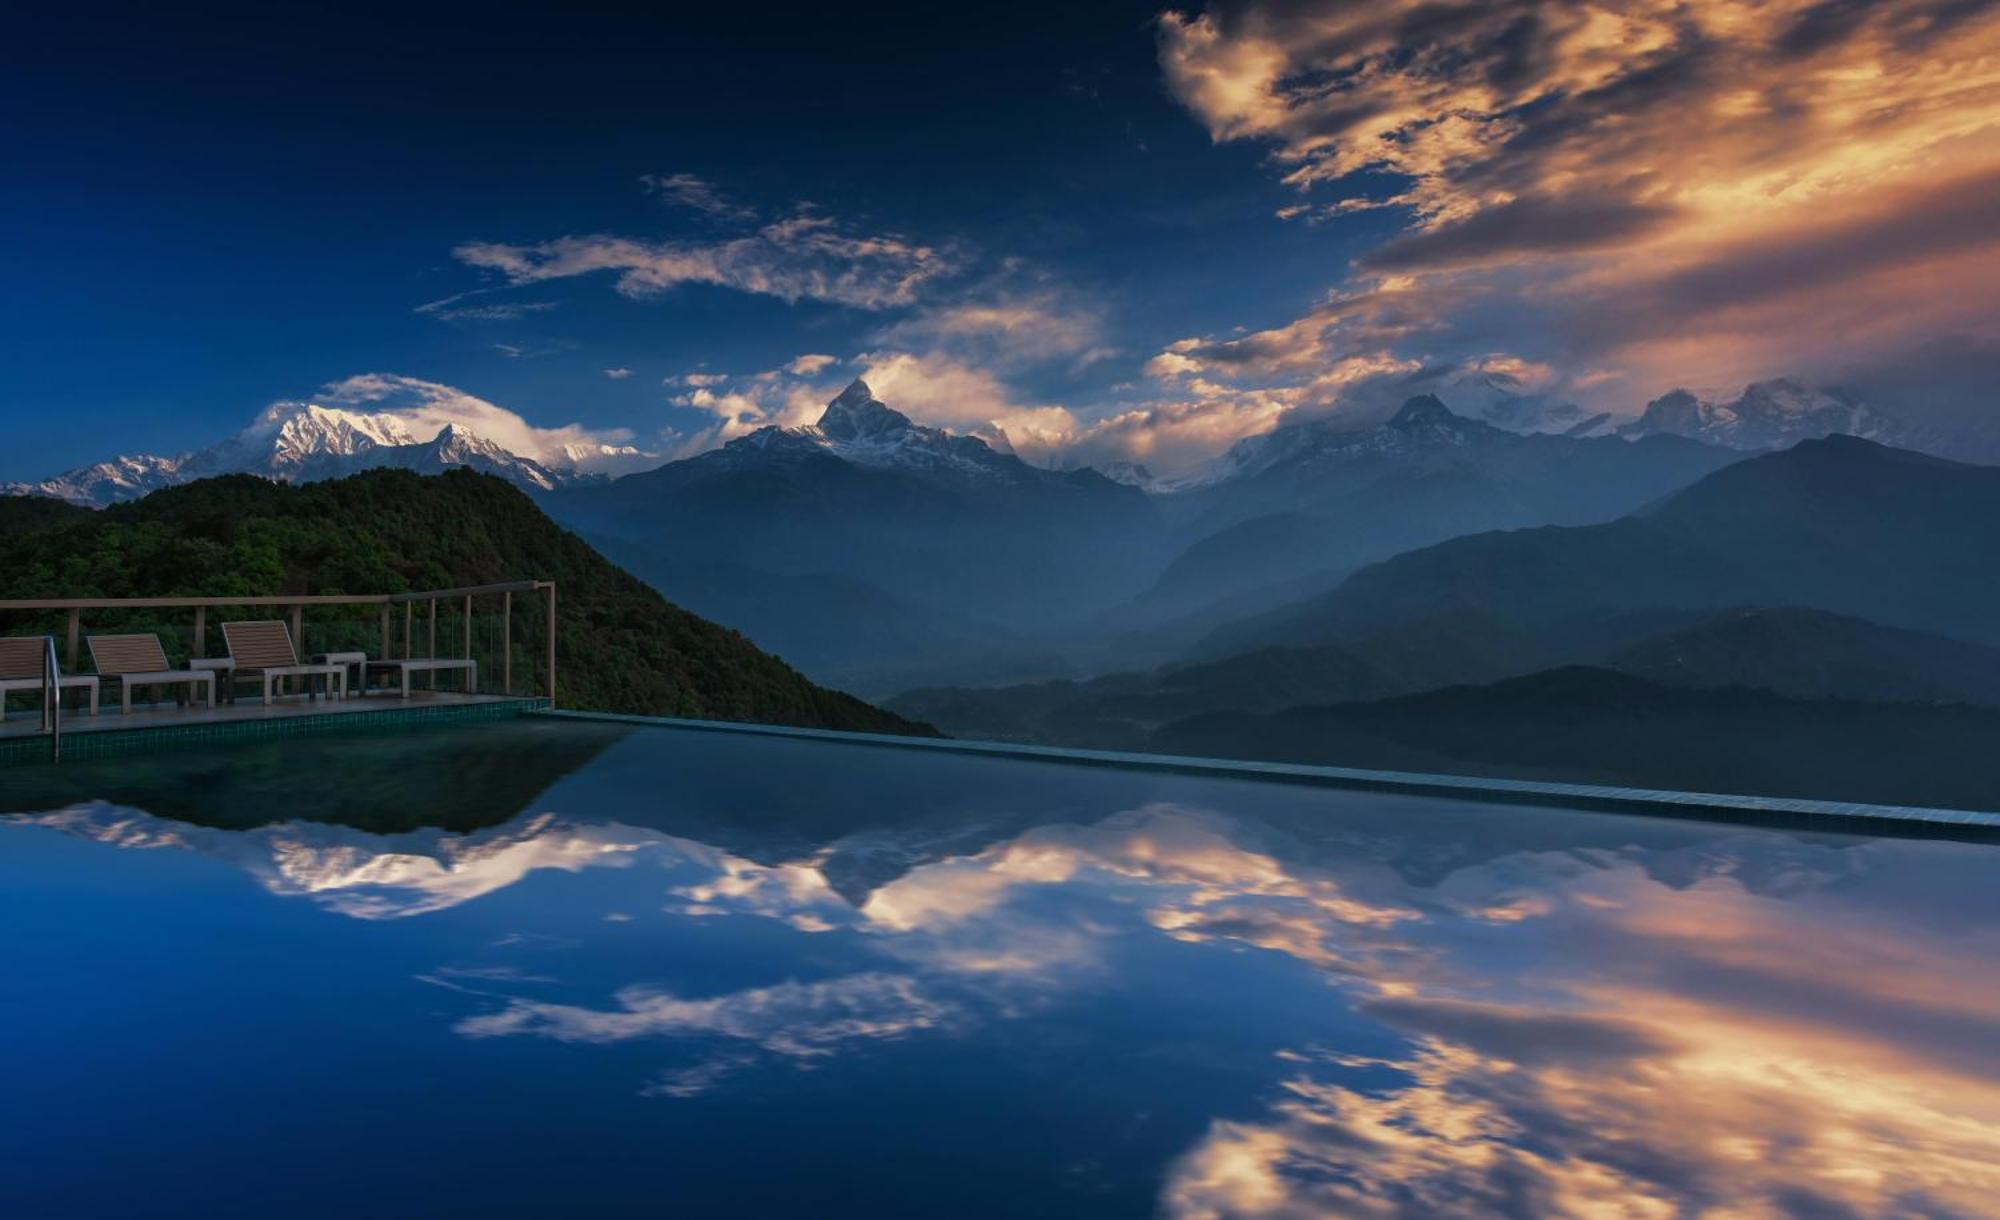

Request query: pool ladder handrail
[{"left": 41, "top": 634, "right": 61, "bottom": 762}]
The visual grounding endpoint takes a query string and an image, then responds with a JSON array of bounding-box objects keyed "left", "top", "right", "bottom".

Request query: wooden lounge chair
[
  {"left": 88, "top": 634, "right": 216, "bottom": 714},
  {"left": 222, "top": 620, "right": 348, "bottom": 705},
  {"left": 0, "top": 635, "right": 99, "bottom": 717}
]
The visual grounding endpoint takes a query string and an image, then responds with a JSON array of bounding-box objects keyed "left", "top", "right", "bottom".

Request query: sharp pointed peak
[
  {"left": 817, "top": 379, "right": 912, "bottom": 442},
  {"left": 1387, "top": 394, "right": 1460, "bottom": 427}
]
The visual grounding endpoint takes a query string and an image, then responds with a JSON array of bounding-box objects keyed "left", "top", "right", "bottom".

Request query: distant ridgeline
[
  {"left": 895, "top": 436, "right": 2000, "bottom": 810},
  {"left": 0, "top": 470, "right": 930, "bottom": 735}
]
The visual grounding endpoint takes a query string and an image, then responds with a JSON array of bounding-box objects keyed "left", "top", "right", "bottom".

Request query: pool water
[{"left": 2, "top": 720, "right": 1995, "bottom": 1218}]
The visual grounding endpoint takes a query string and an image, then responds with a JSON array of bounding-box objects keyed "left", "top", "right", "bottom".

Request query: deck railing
[{"left": 1, "top": 580, "right": 558, "bottom": 736}]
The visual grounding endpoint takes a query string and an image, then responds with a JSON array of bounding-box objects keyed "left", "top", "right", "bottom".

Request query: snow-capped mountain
[
  {"left": 1182, "top": 394, "right": 1487, "bottom": 489},
  {"left": 1437, "top": 370, "right": 1613, "bottom": 437},
  {"left": 698, "top": 378, "right": 1057, "bottom": 488},
  {"left": 541, "top": 380, "right": 1165, "bottom": 691},
  {"left": 1082, "top": 460, "right": 1165, "bottom": 492},
  {"left": 4, "top": 400, "right": 608, "bottom": 507},
  {"left": 6, "top": 802, "right": 666, "bottom": 919},
  {"left": 1619, "top": 379, "right": 1911, "bottom": 451}
]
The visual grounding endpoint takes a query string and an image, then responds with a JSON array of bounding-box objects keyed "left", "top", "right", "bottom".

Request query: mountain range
[
  {"left": 895, "top": 436, "right": 2000, "bottom": 800},
  {"left": 544, "top": 379, "right": 1165, "bottom": 694},
  {"left": 1614, "top": 378, "right": 1936, "bottom": 451},
  {"left": 1107, "top": 394, "right": 1745, "bottom": 656},
  {"left": 2, "top": 400, "right": 642, "bottom": 506},
  {"left": 547, "top": 384, "right": 1770, "bottom": 693},
  {"left": 11, "top": 371, "right": 1996, "bottom": 759}
]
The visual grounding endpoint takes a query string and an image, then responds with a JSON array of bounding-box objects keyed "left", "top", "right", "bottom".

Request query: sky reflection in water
[{"left": 1, "top": 722, "right": 1995, "bottom": 1219}]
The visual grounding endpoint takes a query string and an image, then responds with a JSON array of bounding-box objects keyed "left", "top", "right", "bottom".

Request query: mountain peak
[
  {"left": 1387, "top": 394, "right": 1460, "bottom": 429},
  {"left": 817, "top": 379, "right": 914, "bottom": 443}
]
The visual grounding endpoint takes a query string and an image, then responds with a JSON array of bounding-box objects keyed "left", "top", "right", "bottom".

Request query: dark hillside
[{"left": 0, "top": 471, "right": 930, "bottom": 734}]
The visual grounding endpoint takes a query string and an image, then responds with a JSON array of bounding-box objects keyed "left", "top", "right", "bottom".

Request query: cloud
[
  {"left": 414, "top": 293, "right": 561, "bottom": 324},
  {"left": 855, "top": 351, "right": 1083, "bottom": 462},
  {"left": 1162, "top": 1000, "right": 2000, "bottom": 1219},
  {"left": 490, "top": 338, "right": 576, "bottom": 360},
  {"left": 640, "top": 172, "right": 757, "bottom": 221},
  {"left": 317, "top": 373, "right": 650, "bottom": 473},
  {"left": 454, "top": 971, "right": 951, "bottom": 1059},
  {"left": 875, "top": 293, "right": 1114, "bottom": 370},
  {"left": 603, "top": 367, "right": 632, "bottom": 379},
  {"left": 784, "top": 353, "right": 839, "bottom": 376},
  {"left": 455, "top": 211, "right": 962, "bottom": 311},
  {"left": 1156, "top": 0, "right": 2000, "bottom": 409}
]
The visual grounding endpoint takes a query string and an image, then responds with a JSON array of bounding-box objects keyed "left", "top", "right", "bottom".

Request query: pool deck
[{"left": 538, "top": 709, "right": 2000, "bottom": 840}]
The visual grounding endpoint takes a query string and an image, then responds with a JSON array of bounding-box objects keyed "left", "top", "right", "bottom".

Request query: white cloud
[
  {"left": 455, "top": 211, "right": 961, "bottom": 311},
  {"left": 603, "top": 367, "right": 633, "bottom": 380},
  {"left": 784, "top": 353, "right": 839, "bottom": 377},
  {"left": 875, "top": 294, "right": 1112, "bottom": 370},
  {"left": 454, "top": 971, "right": 951, "bottom": 1059}
]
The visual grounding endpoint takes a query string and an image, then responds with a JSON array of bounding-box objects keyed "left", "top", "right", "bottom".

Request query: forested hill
[{"left": 0, "top": 470, "right": 932, "bottom": 735}]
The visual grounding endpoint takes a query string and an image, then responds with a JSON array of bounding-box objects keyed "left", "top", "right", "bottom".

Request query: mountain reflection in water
[{"left": 2, "top": 724, "right": 1995, "bottom": 1219}]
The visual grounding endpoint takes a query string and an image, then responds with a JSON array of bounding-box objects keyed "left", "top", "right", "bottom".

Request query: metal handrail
[
  {"left": 3, "top": 579, "right": 559, "bottom": 735},
  {"left": 42, "top": 634, "right": 60, "bottom": 762},
  {"left": 0, "top": 580, "right": 549, "bottom": 611}
]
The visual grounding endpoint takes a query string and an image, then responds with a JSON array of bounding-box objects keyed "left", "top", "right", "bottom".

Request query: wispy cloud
[
  {"left": 640, "top": 172, "right": 758, "bottom": 222},
  {"left": 455, "top": 210, "right": 962, "bottom": 311},
  {"left": 414, "top": 293, "right": 561, "bottom": 324},
  {"left": 603, "top": 367, "right": 633, "bottom": 380},
  {"left": 454, "top": 971, "right": 951, "bottom": 1059}
]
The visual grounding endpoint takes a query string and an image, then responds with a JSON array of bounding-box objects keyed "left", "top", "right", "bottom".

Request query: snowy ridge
[
  {"left": 1620, "top": 379, "right": 1911, "bottom": 451},
  {"left": 1174, "top": 394, "right": 1490, "bottom": 490},
  {"left": 698, "top": 379, "right": 1076, "bottom": 488},
  {"left": 5, "top": 802, "right": 666, "bottom": 919},
  {"left": 4, "top": 400, "right": 605, "bottom": 506}
]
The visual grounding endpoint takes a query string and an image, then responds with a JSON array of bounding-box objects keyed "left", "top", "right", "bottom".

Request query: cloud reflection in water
[{"left": 10, "top": 795, "right": 1996, "bottom": 1215}]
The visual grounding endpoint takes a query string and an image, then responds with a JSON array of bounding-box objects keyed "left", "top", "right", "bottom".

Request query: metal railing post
[
  {"left": 544, "top": 582, "right": 557, "bottom": 706},
  {"left": 43, "top": 635, "right": 61, "bottom": 763}
]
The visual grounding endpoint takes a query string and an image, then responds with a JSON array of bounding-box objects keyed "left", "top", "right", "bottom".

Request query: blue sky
[{"left": 3, "top": 1, "right": 1994, "bottom": 480}]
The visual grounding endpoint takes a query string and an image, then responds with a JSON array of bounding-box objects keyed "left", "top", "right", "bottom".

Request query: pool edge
[{"left": 532, "top": 708, "right": 2000, "bottom": 841}]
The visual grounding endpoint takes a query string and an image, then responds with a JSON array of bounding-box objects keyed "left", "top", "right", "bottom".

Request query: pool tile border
[{"left": 0, "top": 698, "right": 550, "bottom": 765}]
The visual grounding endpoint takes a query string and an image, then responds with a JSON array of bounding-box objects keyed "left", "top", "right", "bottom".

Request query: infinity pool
[{"left": 2, "top": 719, "right": 1995, "bottom": 1218}]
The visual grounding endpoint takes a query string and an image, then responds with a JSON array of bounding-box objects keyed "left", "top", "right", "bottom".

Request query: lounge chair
[
  {"left": 0, "top": 635, "right": 99, "bottom": 717},
  {"left": 221, "top": 620, "right": 347, "bottom": 705},
  {"left": 88, "top": 634, "right": 216, "bottom": 714}
]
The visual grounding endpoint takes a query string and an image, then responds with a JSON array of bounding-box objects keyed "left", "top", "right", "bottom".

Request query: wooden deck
[{"left": 0, "top": 690, "right": 529, "bottom": 741}]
